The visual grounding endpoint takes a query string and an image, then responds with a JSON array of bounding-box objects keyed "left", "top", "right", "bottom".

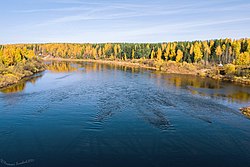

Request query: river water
[{"left": 0, "top": 61, "right": 250, "bottom": 167}]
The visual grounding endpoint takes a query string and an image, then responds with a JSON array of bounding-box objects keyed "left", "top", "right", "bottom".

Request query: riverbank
[
  {"left": 0, "top": 58, "right": 45, "bottom": 89},
  {"left": 43, "top": 57, "right": 250, "bottom": 85}
]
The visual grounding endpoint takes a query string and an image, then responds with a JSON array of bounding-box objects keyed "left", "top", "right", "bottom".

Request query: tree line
[
  {"left": 0, "top": 38, "right": 249, "bottom": 66},
  {"left": 0, "top": 44, "right": 35, "bottom": 66}
]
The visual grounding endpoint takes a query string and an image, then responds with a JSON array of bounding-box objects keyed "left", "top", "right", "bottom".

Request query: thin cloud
[
  {"left": 31, "top": 5, "right": 198, "bottom": 27},
  {"left": 112, "top": 17, "right": 250, "bottom": 38},
  {"left": 1, "top": 0, "right": 250, "bottom": 43},
  {"left": 13, "top": 7, "right": 90, "bottom": 13},
  {"left": 30, "top": 1, "right": 250, "bottom": 28}
]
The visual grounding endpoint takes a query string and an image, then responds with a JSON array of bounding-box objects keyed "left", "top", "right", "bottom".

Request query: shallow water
[{"left": 0, "top": 61, "right": 250, "bottom": 167}]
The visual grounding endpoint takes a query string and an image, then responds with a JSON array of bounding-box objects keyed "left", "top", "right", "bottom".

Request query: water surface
[{"left": 0, "top": 61, "right": 250, "bottom": 167}]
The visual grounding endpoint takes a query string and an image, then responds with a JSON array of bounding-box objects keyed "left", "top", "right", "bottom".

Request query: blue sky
[{"left": 0, "top": 0, "right": 250, "bottom": 44}]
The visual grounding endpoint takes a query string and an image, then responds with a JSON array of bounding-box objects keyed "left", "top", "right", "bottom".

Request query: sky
[{"left": 0, "top": 0, "right": 250, "bottom": 44}]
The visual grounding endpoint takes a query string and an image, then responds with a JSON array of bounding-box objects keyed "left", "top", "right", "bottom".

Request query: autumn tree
[
  {"left": 193, "top": 42, "right": 203, "bottom": 63},
  {"left": 132, "top": 49, "right": 135, "bottom": 60},
  {"left": 169, "top": 43, "right": 176, "bottom": 60},
  {"left": 247, "top": 39, "right": 250, "bottom": 52},
  {"left": 0, "top": 48, "right": 3, "bottom": 64},
  {"left": 151, "top": 49, "right": 155, "bottom": 60},
  {"left": 215, "top": 45, "right": 222, "bottom": 64},
  {"left": 232, "top": 41, "right": 241, "bottom": 63},
  {"left": 176, "top": 49, "right": 183, "bottom": 63},
  {"left": 157, "top": 48, "right": 162, "bottom": 61},
  {"left": 236, "top": 52, "right": 250, "bottom": 65},
  {"left": 203, "top": 41, "right": 210, "bottom": 65},
  {"left": 164, "top": 43, "right": 170, "bottom": 61}
]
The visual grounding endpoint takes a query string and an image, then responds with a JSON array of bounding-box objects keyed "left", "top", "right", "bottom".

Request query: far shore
[
  {"left": 43, "top": 57, "right": 250, "bottom": 86},
  {"left": 42, "top": 57, "right": 159, "bottom": 70},
  {"left": 42, "top": 57, "right": 197, "bottom": 75}
]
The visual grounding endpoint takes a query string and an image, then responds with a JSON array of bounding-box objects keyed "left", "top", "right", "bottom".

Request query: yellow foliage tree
[
  {"left": 232, "top": 41, "right": 241, "bottom": 60},
  {"left": 3, "top": 46, "right": 16, "bottom": 66},
  {"left": 151, "top": 49, "right": 155, "bottom": 60},
  {"left": 169, "top": 43, "right": 176, "bottom": 60},
  {"left": 193, "top": 42, "right": 203, "bottom": 63},
  {"left": 132, "top": 49, "right": 135, "bottom": 60},
  {"left": 164, "top": 44, "right": 170, "bottom": 61},
  {"left": 0, "top": 49, "right": 3, "bottom": 63},
  {"left": 215, "top": 45, "right": 222, "bottom": 63},
  {"left": 236, "top": 52, "right": 250, "bottom": 65},
  {"left": 114, "top": 44, "right": 118, "bottom": 59},
  {"left": 203, "top": 41, "right": 210, "bottom": 65},
  {"left": 27, "top": 50, "right": 35, "bottom": 59},
  {"left": 176, "top": 49, "right": 183, "bottom": 63},
  {"left": 189, "top": 44, "right": 194, "bottom": 55},
  {"left": 124, "top": 53, "right": 127, "bottom": 61},
  {"left": 157, "top": 48, "right": 162, "bottom": 61},
  {"left": 247, "top": 39, "right": 250, "bottom": 53},
  {"left": 92, "top": 48, "right": 97, "bottom": 59},
  {"left": 98, "top": 48, "right": 102, "bottom": 57}
]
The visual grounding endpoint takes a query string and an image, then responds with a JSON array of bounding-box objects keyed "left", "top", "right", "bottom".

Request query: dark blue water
[{"left": 0, "top": 61, "right": 250, "bottom": 167}]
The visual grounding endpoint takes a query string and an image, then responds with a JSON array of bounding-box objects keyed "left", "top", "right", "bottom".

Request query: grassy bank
[
  {"left": 43, "top": 57, "right": 250, "bottom": 85},
  {"left": 0, "top": 58, "right": 45, "bottom": 89}
]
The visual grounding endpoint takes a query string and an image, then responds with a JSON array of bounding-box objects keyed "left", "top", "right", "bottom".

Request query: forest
[{"left": 0, "top": 38, "right": 249, "bottom": 66}]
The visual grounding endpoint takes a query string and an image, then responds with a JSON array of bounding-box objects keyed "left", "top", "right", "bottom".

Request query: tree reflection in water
[
  {"left": 1, "top": 61, "right": 250, "bottom": 103},
  {"left": 151, "top": 72, "right": 250, "bottom": 103},
  {"left": 46, "top": 61, "right": 79, "bottom": 73},
  {"left": 0, "top": 74, "right": 43, "bottom": 94}
]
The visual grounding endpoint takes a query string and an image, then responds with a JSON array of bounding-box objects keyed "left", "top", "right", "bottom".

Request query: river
[{"left": 0, "top": 61, "right": 249, "bottom": 167}]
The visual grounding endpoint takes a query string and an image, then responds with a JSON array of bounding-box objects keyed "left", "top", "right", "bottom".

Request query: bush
[
  {"left": 225, "top": 64, "right": 236, "bottom": 75},
  {"left": 154, "top": 59, "right": 164, "bottom": 70},
  {"left": 182, "top": 62, "right": 196, "bottom": 71}
]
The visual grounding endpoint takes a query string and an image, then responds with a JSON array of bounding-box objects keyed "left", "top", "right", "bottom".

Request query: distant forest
[{"left": 0, "top": 38, "right": 249, "bottom": 66}]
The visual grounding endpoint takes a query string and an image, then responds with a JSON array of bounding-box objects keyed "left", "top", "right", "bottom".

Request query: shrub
[
  {"left": 182, "top": 62, "right": 196, "bottom": 71},
  {"left": 225, "top": 64, "right": 236, "bottom": 75},
  {"left": 154, "top": 59, "right": 164, "bottom": 70}
]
